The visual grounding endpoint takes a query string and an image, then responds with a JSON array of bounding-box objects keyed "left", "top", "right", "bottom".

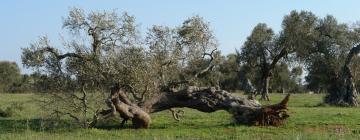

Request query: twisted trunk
[
  {"left": 260, "top": 73, "right": 271, "bottom": 101},
  {"left": 325, "top": 44, "right": 360, "bottom": 106},
  {"left": 100, "top": 85, "right": 290, "bottom": 128},
  {"left": 259, "top": 47, "right": 288, "bottom": 101}
]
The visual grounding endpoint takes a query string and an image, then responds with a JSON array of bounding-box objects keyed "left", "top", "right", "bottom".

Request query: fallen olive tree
[
  {"left": 98, "top": 84, "right": 290, "bottom": 128},
  {"left": 22, "top": 8, "right": 290, "bottom": 129},
  {"left": 324, "top": 43, "right": 360, "bottom": 106}
]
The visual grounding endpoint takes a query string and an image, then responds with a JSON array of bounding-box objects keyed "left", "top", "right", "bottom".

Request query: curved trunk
[
  {"left": 99, "top": 86, "right": 290, "bottom": 128},
  {"left": 324, "top": 44, "right": 360, "bottom": 106}
]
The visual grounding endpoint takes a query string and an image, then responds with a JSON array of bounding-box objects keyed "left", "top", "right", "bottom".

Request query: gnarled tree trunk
[
  {"left": 258, "top": 47, "right": 288, "bottom": 101},
  {"left": 99, "top": 85, "right": 290, "bottom": 128},
  {"left": 260, "top": 73, "right": 271, "bottom": 101},
  {"left": 324, "top": 44, "right": 360, "bottom": 106}
]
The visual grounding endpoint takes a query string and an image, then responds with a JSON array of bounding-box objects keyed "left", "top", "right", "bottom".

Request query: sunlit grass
[{"left": 0, "top": 93, "right": 360, "bottom": 140}]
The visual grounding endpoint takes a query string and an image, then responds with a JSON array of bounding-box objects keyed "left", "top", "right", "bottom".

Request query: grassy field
[{"left": 0, "top": 93, "right": 360, "bottom": 140}]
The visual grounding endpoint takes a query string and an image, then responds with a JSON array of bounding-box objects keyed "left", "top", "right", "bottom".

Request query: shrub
[{"left": 0, "top": 102, "right": 25, "bottom": 117}]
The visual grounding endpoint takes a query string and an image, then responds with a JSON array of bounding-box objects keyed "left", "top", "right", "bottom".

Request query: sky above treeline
[{"left": 1, "top": 0, "right": 360, "bottom": 73}]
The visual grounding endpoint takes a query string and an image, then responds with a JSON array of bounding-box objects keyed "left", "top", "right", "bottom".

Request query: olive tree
[
  {"left": 301, "top": 15, "right": 360, "bottom": 106},
  {"left": 22, "top": 8, "right": 145, "bottom": 128},
  {"left": 240, "top": 10, "right": 318, "bottom": 100},
  {"left": 324, "top": 43, "right": 360, "bottom": 106},
  {"left": 319, "top": 17, "right": 360, "bottom": 106},
  {"left": 22, "top": 8, "right": 290, "bottom": 128}
]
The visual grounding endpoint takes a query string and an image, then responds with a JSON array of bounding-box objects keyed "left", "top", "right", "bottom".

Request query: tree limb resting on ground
[{"left": 98, "top": 85, "right": 290, "bottom": 128}]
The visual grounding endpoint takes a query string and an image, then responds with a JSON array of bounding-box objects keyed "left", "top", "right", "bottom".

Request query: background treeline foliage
[
  {"left": 0, "top": 56, "right": 305, "bottom": 94},
  {"left": 2, "top": 12, "right": 360, "bottom": 94},
  {"left": 0, "top": 61, "right": 36, "bottom": 93}
]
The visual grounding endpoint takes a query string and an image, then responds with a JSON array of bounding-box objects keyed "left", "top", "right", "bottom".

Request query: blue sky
[{"left": 1, "top": 0, "right": 360, "bottom": 73}]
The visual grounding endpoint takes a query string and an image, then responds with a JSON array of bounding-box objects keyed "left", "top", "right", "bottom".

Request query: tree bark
[
  {"left": 260, "top": 70, "right": 271, "bottom": 101},
  {"left": 324, "top": 44, "right": 360, "bottom": 106},
  {"left": 258, "top": 47, "right": 288, "bottom": 101},
  {"left": 99, "top": 84, "right": 151, "bottom": 128},
  {"left": 260, "top": 47, "right": 288, "bottom": 101},
  {"left": 99, "top": 85, "right": 290, "bottom": 128}
]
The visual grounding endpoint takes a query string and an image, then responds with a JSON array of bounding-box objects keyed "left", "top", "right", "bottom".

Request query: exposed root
[
  {"left": 254, "top": 108, "right": 289, "bottom": 126},
  {"left": 254, "top": 94, "right": 290, "bottom": 126},
  {"left": 169, "top": 108, "right": 185, "bottom": 121},
  {"left": 231, "top": 94, "right": 290, "bottom": 126},
  {"left": 99, "top": 85, "right": 291, "bottom": 128}
]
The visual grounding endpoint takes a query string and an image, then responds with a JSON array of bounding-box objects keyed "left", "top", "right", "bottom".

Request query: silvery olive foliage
[{"left": 22, "top": 8, "right": 219, "bottom": 128}]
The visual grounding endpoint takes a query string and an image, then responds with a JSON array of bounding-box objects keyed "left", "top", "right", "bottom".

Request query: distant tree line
[
  {"left": 0, "top": 61, "right": 30, "bottom": 93},
  {"left": 0, "top": 61, "right": 52, "bottom": 93}
]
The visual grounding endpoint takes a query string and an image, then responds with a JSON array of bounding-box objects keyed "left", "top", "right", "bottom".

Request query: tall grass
[{"left": 0, "top": 93, "right": 360, "bottom": 140}]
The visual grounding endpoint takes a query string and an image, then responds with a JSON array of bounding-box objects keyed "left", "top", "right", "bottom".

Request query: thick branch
[
  {"left": 196, "top": 48, "right": 217, "bottom": 78},
  {"left": 42, "top": 47, "right": 85, "bottom": 60},
  {"left": 99, "top": 85, "right": 290, "bottom": 128},
  {"left": 99, "top": 84, "right": 151, "bottom": 128},
  {"left": 142, "top": 86, "right": 290, "bottom": 126},
  {"left": 124, "top": 84, "right": 147, "bottom": 102},
  {"left": 169, "top": 108, "right": 184, "bottom": 121},
  {"left": 166, "top": 48, "right": 217, "bottom": 89},
  {"left": 54, "top": 110, "right": 81, "bottom": 125},
  {"left": 269, "top": 47, "right": 288, "bottom": 70},
  {"left": 344, "top": 43, "right": 360, "bottom": 66}
]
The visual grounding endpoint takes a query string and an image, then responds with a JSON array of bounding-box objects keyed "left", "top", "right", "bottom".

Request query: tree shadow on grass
[
  {"left": 94, "top": 118, "right": 233, "bottom": 130},
  {"left": 93, "top": 119, "right": 139, "bottom": 130},
  {"left": 0, "top": 117, "right": 237, "bottom": 133},
  {"left": 0, "top": 118, "right": 79, "bottom": 134},
  {"left": 95, "top": 122, "right": 233, "bottom": 130},
  {"left": 93, "top": 119, "right": 126, "bottom": 130}
]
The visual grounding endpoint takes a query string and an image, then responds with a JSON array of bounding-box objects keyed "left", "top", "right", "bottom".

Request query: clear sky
[{"left": 1, "top": 0, "right": 360, "bottom": 73}]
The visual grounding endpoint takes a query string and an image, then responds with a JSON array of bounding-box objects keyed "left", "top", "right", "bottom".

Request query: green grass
[{"left": 1, "top": 93, "right": 360, "bottom": 140}]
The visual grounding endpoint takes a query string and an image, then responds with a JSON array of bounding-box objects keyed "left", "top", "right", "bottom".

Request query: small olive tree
[{"left": 22, "top": 8, "right": 146, "bottom": 128}]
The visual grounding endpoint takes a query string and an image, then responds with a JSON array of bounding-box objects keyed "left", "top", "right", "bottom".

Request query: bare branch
[
  {"left": 53, "top": 110, "right": 81, "bottom": 124},
  {"left": 269, "top": 47, "right": 288, "bottom": 70},
  {"left": 166, "top": 48, "right": 217, "bottom": 89},
  {"left": 123, "top": 84, "right": 146, "bottom": 102},
  {"left": 88, "top": 109, "right": 101, "bottom": 128},
  {"left": 345, "top": 43, "right": 360, "bottom": 66},
  {"left": 194, "top": 48, "right": 217, "bottom": 78},
  {"left": 41, "top": 47, "right": 86, "bottom": 60}
]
